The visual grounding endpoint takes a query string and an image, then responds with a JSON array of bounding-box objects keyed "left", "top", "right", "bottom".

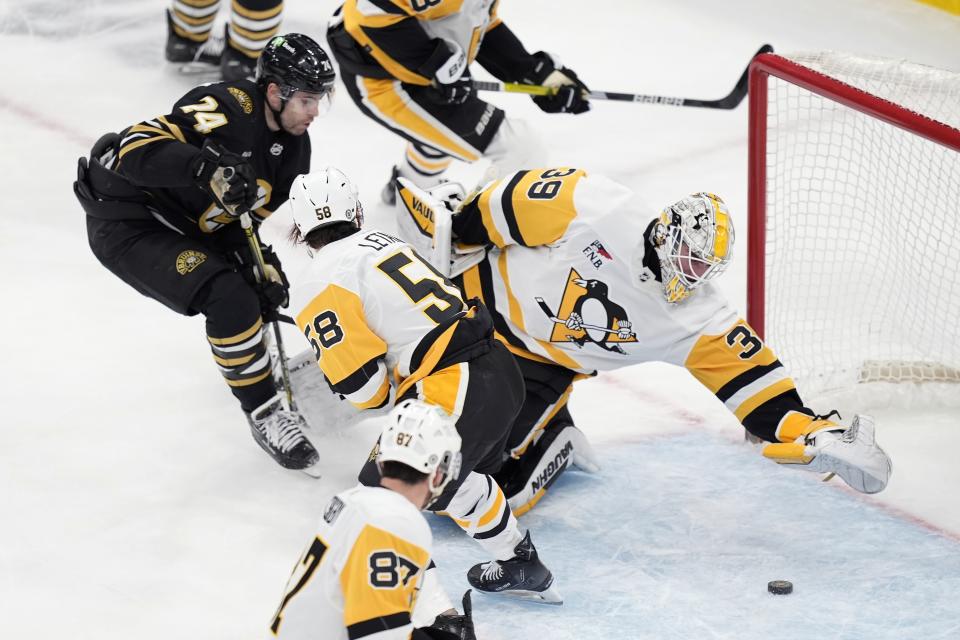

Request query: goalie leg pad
[{"left": 497, "top": 422, "right": 597, "bottom": 516}]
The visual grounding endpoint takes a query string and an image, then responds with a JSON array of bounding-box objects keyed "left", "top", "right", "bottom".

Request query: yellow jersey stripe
[
  {"left": 155, "top": 116, "right": 186, "bottom": 143},
  {"left": 231, "top": 0, "right": 283, "bottom": 20},
  {"left": 476, "top": 486, "right": 505, "bottom": 528},
  {"left": 359, "top": 78, "right": 480, "bottom": 160},
  {"left": 418, "top": 363, "right": 466, "bottom": 416},
  {"left": 297, "top": 285, "right": 388, "bottom": 386},
  {"left": 208, "top": 318, "right": 263, "bottom": 346},
  {"left": 225, "top": 368, "right": 272, "bottom": 387},
  {"left": 733, "top": 378, "right": 797, "bottom": 422},
  {"left": 395, "top": 320, "right": 458, "bottom": 398},
  {"left": 118, "top": 135, "right": 174, "bottom": 159},
  {"left": 684, "top": 327, "right": 778, "bottom": 394},
  {"left": 340, "top": 524, "right": 430, "bottom": 627},
  {"left": 352, "top": 377, "right": 391, "bottom": 410},
  {"left": 213, "top": 352, "right": 256, "bottom": 367}
]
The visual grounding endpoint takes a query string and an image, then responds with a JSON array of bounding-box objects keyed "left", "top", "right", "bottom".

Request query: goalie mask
[
  {"left": 377, "top": 399, "right": 463, "bottom": 507},
  {"left": 651, "top": 192, "right": 735, "bottom": 303},
  {"left": 288, "top": 166, "right": 364, "bottom": 238}
]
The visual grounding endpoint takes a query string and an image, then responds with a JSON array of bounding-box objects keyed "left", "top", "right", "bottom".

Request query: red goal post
[{"left": 746, "top": 52, "right": 960, "bottom": 398}]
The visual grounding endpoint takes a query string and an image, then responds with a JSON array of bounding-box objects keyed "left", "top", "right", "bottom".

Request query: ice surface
[
  {"left": 2, "top": 0, "right": 959, "bottom": 638},
  {"left": 431, "top": 435, "right": 960, "bottom": 640}
]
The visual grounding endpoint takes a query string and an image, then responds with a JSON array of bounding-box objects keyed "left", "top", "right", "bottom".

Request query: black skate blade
[{"left": 477, "top": 585, "right": 563, "bottom": 606}]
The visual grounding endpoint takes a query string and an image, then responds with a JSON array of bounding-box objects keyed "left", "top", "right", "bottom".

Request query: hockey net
[{"left": 747, "top": 52, "right": 960, "bottom": 404}]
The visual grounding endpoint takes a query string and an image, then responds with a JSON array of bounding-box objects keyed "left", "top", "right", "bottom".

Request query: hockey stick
[
  {"left": 534, "top": 297, "right": 636, "bottom": 338},
  {"left": 473, "top": 44, "right": 773, "bottom": 109},
  {"left": 240, "top": 212, "right": 297, "bottom": 411}
]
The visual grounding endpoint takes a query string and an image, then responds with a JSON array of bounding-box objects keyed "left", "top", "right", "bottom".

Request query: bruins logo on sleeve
[{"left": 535, "top": 268, "right": 637, "bottom": 354}]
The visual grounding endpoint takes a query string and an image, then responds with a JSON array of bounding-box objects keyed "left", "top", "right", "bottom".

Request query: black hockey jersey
[{"left": 114, "top": 79, "right": 310, "bottom": 249}]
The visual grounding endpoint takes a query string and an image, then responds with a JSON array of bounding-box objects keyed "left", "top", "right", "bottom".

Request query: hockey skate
[
  {"left": 467, "top": 531, "right": 562, "bottom": 605},
  {"left": 247, "top": 394, "right": 320, "bottom": 472},
  {"left": 221, "top": 36, "right": 257, "bottom": 82},
  {"left": 166, "top": 9, "right": 222, "bottom": 74}
]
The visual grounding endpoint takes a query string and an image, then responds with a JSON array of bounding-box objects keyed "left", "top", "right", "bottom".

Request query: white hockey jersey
[
  {"left": 269, "top": 485, "right": 433, "bottom": 639},
  {"left": 342, "top": 0, "right": 501, "bottom": 86},
  {"left": 289, "top": 230, "right": 480, "bottom": 411},
  {"left": 396, "top": 169, "right": 801, "bottom": 428}
]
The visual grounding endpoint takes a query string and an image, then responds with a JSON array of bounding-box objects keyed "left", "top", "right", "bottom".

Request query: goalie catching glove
[
  {"left": 192, "top": 139, "right": 259, "bottom": 216},
  {"left": 762, "top": 414, "right": 892, "bottom": 494},
  {"left": 521, "top": 51, "right": 590, "bottom": 114}
]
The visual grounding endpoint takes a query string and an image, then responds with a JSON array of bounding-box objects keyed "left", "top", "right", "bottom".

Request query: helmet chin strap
[{"left": 265, "top": 84, "right": 292, "bottom": 132}]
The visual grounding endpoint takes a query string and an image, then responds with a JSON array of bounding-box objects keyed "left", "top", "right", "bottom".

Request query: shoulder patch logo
[
  {"left": 582, "top": 239, "right": 613, "bottom": 269},
  {"left": 227, "top": 87, "right": 253, "bottom": 114},
  {"left": 270, "top": 142, "right": 284, "bottom": 156},
  {"left": 535, "top": 268, "right": 637, "bottom": 354},
  {"left": 175, "top": 250, "right": 207, "bottom": 275}
]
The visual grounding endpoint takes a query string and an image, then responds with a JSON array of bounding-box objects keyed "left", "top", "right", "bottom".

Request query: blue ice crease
[{"left": 427, "top": 433, "right": 960, "bottom": 640}]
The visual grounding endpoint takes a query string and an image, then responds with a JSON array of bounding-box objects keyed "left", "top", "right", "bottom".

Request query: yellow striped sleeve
[
  {"left": 296, "top": 284, "right": 387, "bottom": 387},
  {"left": 508, "top": 168, "right": 585, "bottom": 246},
  {"left": 685, "top": 319, "right": 799, "bottom": 423},
  {"left": 475, "top": 169, "right": 585, "bottom": 248},
  {"left": 340, "top": 524, "right": 430, "bottom": 637},
  {"left": 343, "top": 2, "right": 431, "bottom": 85},
  {"left": 390, "top": 0, "right": 464, "bottom": 18}
]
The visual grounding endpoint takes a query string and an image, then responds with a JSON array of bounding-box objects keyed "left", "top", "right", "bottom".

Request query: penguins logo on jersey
[{"left": 535, "top": 268, "right": 637, "bottom": 354}]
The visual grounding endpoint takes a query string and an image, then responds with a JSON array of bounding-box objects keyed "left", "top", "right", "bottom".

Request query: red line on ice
[{"left": 0, "top": 95, "right": 93, "bottom": 147}]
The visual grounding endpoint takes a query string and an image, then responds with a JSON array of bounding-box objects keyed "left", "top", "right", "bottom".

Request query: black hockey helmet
[{"left": 256, "top": 33, "right": 335, "bottom": 97}]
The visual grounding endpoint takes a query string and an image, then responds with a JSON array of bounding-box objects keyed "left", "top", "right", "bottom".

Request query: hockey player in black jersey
[
  {"left": 326, "top": 0, "right": 590, "bottom": 205},
  {"left": 74, "top": 33, "right": 335, "bottom": 472}
]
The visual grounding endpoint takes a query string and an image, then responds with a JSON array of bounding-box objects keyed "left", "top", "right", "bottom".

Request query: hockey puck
[{"left": 767, "top": 580, "right": 793, "bottom": 595}]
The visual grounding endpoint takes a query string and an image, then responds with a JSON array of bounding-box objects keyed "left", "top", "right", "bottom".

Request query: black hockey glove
[
  {"left": 426, "top": 39, "right": 473, "bottom": 106},
  {"left": 191, "top": 139, "right": 259, "bottom": 216},
  {"left": 431, "top": 71, "right": 474, "bottom": 106},
  {"left": 427, "top": 591, "right": 476, "bottom": 640},
  {"left": 522, "top": 51, "right": 590, "bottom": 114},
  {"left": 234, "top": 244, "right": 290, "bottom": 321}
]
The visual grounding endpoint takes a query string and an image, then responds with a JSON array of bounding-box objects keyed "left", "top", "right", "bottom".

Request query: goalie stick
[{"left": 473, "top": 44, "right": 774, "bottom": 109}]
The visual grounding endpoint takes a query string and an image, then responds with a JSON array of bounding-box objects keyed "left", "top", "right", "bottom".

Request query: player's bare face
[{"left": 280, "top": 90, "right": 330, "bottom": 136}]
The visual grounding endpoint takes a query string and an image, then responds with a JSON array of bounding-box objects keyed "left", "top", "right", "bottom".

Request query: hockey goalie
[{"left": 392, "top": 168, "right": 893, "bottom": 515}]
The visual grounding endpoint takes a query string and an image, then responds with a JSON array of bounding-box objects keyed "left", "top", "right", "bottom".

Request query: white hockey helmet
[
  {"left": 288, "top": 166, "right": 364, "bottom": 237},
  {"left": 377, "top": 399, "right": 463, "bottom": 506},
  {"left": 651, "top": 192, "right": 735, "bottom": 303}
]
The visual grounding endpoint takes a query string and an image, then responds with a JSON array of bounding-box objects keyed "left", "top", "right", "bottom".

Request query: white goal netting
[{"left": 758, "top": 52, "right": 960, "bottom": 401}]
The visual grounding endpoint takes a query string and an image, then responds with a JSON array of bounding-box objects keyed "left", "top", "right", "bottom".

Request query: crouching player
[{"left": 286, "top": 168, "right": 561, "bottom": 603}]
